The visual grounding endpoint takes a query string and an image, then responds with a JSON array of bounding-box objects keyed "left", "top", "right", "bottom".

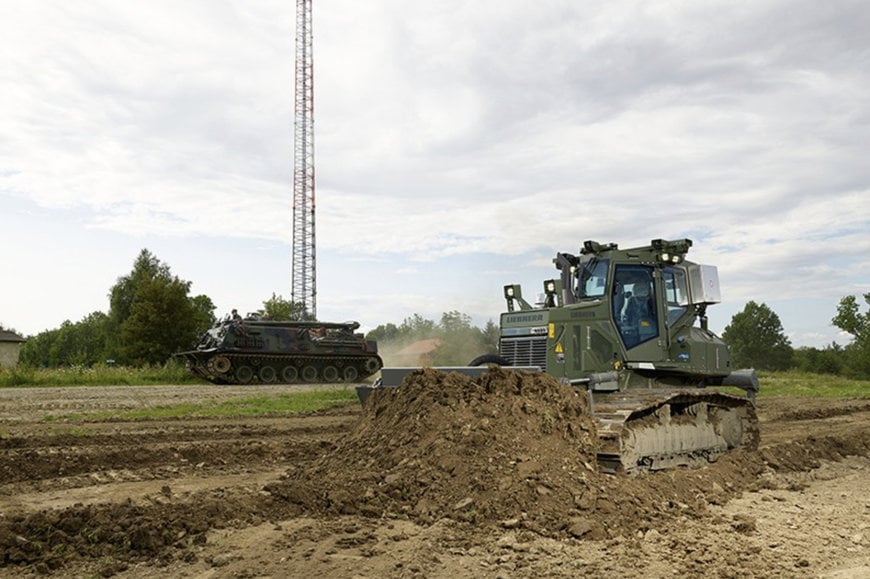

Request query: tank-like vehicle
[
  {"left": 177, "top": 316, "right": 382, "bottom": 385},
  {"left": 358, "top": 238, "right": 759, "bottom": 473}
]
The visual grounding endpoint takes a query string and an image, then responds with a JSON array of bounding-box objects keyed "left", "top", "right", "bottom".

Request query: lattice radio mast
[{"left": 291, "top": 0, "right": 316, "bottom": 319}]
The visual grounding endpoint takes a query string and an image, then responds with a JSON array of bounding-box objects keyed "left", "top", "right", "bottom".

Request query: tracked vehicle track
[
  {"left": 593, "top": 389, "right": 759, "bottom": 472},
  {"left": 196, "top": 352, "right": 383, "bottom": 385}
]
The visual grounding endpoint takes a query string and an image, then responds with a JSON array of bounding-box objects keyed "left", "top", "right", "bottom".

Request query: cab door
[{"left": 613, "top": 264, "right": 660, "bottom": 352}]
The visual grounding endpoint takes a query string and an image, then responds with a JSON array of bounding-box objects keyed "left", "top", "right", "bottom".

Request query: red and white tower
[{"left": 291, "top": 0, "right": 316, "bottom": 319}]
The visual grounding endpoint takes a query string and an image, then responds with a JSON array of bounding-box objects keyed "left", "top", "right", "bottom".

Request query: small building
[{"left": 0, "top": 330, "right": 26, "bottom": 367}]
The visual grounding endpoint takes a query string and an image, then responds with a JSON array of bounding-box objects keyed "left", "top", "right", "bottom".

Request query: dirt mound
[
  {"left": 268, "top": 368, "right": 603, "bottom": 533},
  {"left": 267, "top": 369, "right": 822, "bottom": 540}
]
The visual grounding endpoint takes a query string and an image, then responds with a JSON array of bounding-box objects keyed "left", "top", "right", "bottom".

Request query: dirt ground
[{"left": 0, "top": 370, "right": 868, "bottom": 578}]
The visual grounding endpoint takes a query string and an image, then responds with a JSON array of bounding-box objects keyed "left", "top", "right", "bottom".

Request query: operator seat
[{"left": 625, "top": 282, "right": 656, "bottom": 341}]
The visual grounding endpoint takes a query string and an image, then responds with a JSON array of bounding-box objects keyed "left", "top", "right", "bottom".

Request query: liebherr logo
[{"left": 505, "top": 313, "right": 545, "bottom": 324}]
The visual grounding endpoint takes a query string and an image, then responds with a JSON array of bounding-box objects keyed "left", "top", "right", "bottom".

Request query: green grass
[
  {"left": 758, "top": 370, "right": 870, "bottom": 398},
  {"left": 0, "top": 361, "right": 202, "bottom": 387},
  {"left": 43, "top": 389, "right": 359, "bottom": 422}
]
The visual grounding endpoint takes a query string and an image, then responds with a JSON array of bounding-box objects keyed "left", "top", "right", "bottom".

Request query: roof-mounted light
[
  {"left": 652, "top": 238, "right": 692, "bottom": 264},
  {"left": 581, "top": 240, "right": 618, "bottom": 255},
  {"left": 542, "top": 279, "right": 558, "bottom": 308}
]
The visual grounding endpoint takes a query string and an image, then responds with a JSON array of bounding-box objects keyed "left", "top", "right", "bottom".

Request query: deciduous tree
[
  {"left": 262, "top": 293, "right": 309, "bottom": 321},
  {"left": 366, "top": 323, "right": 401, "bottom": 343},
  {"left": 432, "top": 311, "right": 484, "bottom": 365},
  {"left": 108, "top": 249, "right": 215, "bottom": 366},
  {"left": 19, "top": 250, "right": 214, "bottom": 367},
  {"left": 19, "top": 312, "right": 109, "bottom": 367},
  {"left": 832, "top": 293, "right": 870, "bottom": 378},
  {"left": 365, "top": 311, "right": 496, "bottom": 366},
  {"left": 722, "top": 301, "right": 793, "bottom": 370},
  {"left": 832, "top": 294, "right": 870, "bottom": 341}
]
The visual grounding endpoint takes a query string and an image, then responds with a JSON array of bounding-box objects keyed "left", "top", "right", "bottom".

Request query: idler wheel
[
  {"left": 364, "top": 357, "right": 380, "bottom": 374},
  {"left": 212, "top": 356, "right": 231, "bottom": 374}
]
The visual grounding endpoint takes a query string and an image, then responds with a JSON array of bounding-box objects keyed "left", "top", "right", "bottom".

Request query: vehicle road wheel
[
  {"left": 322, "top": 366, "right": 339, "bottom": 382},
  {"left": 235, "top": 365, "right": 254, "bottom": 384},
  {"left": 342, "top": 366, "right": 359, "bottom": 382},
  {"left": 259, "top": 365, "right": 277, "bottom": 383},
  {"left": 301, "top": 365, "right": 318, "bottom": 383},
  {"left": 281, "top": 366, "right": 298, "bottom": 383}
]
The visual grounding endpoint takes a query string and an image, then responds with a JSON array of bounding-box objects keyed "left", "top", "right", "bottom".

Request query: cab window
[
  {"left": 576, "top": 258, "right": 609, "bottom": 299},
  {"left": 663, "top": 267, "right": 689, "bottom": 325}
]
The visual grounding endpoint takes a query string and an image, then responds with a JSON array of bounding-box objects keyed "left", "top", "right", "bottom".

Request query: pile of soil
[
  {"left": 268, "top": 368, "right": 816, "bottom": 539},
  {"left": 267, "top": 368, "right": 602, "bottom": 534}
]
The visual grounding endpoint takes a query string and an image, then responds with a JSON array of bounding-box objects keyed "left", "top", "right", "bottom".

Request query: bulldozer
[{"left": 357, "top": 238, "right": 759, "bottom": 473}]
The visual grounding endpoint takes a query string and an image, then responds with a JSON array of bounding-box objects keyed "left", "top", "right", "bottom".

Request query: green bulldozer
[{"left": 358, "top": 238, "right": 759, "bottom": 473}]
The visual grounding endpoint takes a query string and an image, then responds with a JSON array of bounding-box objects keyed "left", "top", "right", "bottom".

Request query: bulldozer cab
[
  {"left": 573, "top": 241, "right": 717, "bottom": 352},
  {"left": 501, "top": 238, "right": 739, "bottom": 389}
]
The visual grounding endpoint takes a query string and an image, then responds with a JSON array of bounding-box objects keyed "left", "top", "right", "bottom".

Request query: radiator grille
[{"left": 500, "top": 337, "right": 547, "bottom": 370}]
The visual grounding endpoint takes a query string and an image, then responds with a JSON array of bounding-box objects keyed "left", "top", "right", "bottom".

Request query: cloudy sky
[{"left": 1, "top": 0, "right": 868, "bottom": 348}]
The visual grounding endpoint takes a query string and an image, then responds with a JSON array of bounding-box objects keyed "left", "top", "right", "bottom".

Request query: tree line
[
  {"left": 9, "top": 248, "right": 870, "bottom": 379},
  {"left": 19, "top": 250, "right": 216, "bottom": 367},
  {"left": 17, "top": 249, "right": 306, "bottom": 368},
  {"left": 723, "top": 296, "right": 870, "bottom": 379},
  {"left": 366, "top": 312, "right": 500, "bottom": 367}
]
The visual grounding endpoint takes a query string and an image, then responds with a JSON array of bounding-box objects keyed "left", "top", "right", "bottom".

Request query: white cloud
[{"left": 1, "top": 0, "right": 869, "bottom": 348}]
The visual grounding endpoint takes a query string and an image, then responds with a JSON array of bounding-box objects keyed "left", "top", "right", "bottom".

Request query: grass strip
[
  {"left": 0, "top": 361, "right": 201, "bottom": 387},
  {"left": 757, "top": 371, "right": 870, "bottom": 398},
  {"left": 43, "top": 389, "right": 359, "bottom": 422}
]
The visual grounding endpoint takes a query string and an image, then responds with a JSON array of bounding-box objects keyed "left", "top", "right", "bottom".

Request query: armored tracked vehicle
[
  {"left": 177, "top": 317, "right": 382, "bottom": 385},
  {"left": 358, "top": 238, "right": 759, "bottom": 473}
]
